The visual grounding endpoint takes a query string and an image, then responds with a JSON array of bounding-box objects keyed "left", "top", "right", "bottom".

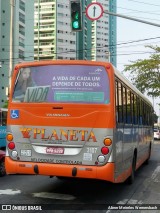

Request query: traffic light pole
[{"left": 104, "top": 11, "right": 160, "bottom": 28}]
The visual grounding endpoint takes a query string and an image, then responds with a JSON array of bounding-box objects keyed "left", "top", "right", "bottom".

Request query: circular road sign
[{"left": 86, "top": 2, "right": 104, "bottom": 21}]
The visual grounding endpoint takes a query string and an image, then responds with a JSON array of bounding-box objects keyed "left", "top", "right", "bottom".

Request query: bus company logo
[
  {"left": 19, "top": 128, "right": 97, "bottom": 142},
  {"left": 95, "top": 68, "right": 102, "bottom": 72},
  {"left": 89, "top": 68, "right": 102, "bottom": 75}
]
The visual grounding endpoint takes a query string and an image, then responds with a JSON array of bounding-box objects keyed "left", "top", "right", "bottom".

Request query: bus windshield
[{"left": 12, "top": 65, "right": 110, "bottom": 104}]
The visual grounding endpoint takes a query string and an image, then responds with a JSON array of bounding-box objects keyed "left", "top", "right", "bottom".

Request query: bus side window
[
  {"left": 139, "top": 99, "right": 143, "bottom": 125},
  {"left": 126, "top": 89, "right": 131, "bottom": 124},
  {"left": 115, "top": 81, "right": 118, "bottom": 123},
  {"left": 133, "top": 95, "right": 137, "bottom": 125},
  {"left": 123, "top": 86, "right": 127, "bottom": 124},
  {"left": 115, "top": 80, "right": 124, "bottom": 124},
  {"left": 118, "top": 82, "right": 123, "bottom": 123}
]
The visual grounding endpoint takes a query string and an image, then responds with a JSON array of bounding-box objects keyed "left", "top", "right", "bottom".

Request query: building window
[
  {"left": 19, "top": 12, "right": 25, "bottom": 24},
  {"left": 19, "top": 24, "right": 25, "bottom": 36},
  {"left": 19, "top": 49, "right": 24, "bottom": 60},
  {"left": 20, "top": 0, "right": 25, "bottom": 12},
  {"left": 58, "top": 4, "right": 64, "bottom": 8},
  {"left": 58, "top": 39, "right": 63, "bottom": 43}
]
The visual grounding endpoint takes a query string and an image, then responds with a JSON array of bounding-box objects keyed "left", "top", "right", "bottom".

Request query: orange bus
[{"left": 5, "top": 60, "right": 153, "bottom": 183}]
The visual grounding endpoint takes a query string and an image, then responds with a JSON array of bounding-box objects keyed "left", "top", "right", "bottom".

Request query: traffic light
[{"left": 70, "top": 0, "right": 82, "bottom": 31}]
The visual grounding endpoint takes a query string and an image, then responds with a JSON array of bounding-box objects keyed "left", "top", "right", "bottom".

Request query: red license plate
[{"left": 46, "top": 147, "right": 64, "bottom": 154}]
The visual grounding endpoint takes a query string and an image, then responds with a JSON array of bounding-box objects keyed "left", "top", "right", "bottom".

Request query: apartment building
[
  {"left": 0, "top": 0, "right": 117, "bottom": 106},
  {"left": 0, "top": 0, "right": 34, "bottom": 107},
  {"left": 109, "top": 0, "right": 117, "bottom": 66},
  {"left": 34, "top": 0, "right": 76, "bottom": 60},
  {"left": 34, "top": 0, "right": 117, "bottom": 65}
]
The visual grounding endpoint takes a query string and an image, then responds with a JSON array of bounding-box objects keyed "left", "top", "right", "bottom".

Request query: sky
[{"left": 116, "top": 0, "right": 160, "bottom": 119}]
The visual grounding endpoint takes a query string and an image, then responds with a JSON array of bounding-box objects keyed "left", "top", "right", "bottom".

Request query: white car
[{"left": 154, "top": 128, "right": 160, "bottom": 140}]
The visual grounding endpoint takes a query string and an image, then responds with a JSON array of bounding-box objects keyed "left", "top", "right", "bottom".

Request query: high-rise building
[
  {"left": 0, "top": 0, "right": 117, "bottom": 107},
  {"left": 0, "top": 0, "right": 34, "bottom": 107},
  {"left": 34, "top": 0, "right": 76, "bottom": 60},
  {"left": 34, "top": 0, "right": 117, "bottom": 65},
  {"left": 109, "top": 0, "right": 117, "bottom": 67}
]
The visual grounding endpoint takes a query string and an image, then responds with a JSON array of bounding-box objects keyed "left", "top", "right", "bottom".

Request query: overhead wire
[
  {"left": 128, "top": 0, "right": 160, "bottom": 7},
  {"left": 1, "top": 2, "right": 160, "bottom": 64}
]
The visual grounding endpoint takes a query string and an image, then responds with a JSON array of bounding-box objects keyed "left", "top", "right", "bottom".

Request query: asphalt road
[{"left": 0, "top": 140, "right": 160, "bottom": 213}]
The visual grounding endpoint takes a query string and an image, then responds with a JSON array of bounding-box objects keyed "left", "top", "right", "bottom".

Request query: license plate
[
  {"left": 46, "top": 147, "right": 64, "bottom": 154},
  {"left": 20, "top": 149, "right": 32, "bottom": 157}
]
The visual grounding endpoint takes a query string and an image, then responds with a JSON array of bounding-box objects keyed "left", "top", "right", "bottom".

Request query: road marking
[
  {"left": 0, "top": 189, "right": 21, "bottom": 195},
  {"left": 117, "top": 199, "right": 143, "bottom": 204},
  {"left": 32, "top": 192, "right": 76, "bottom": 200},
  {"left": 151, "top": 165, "right": 160, "bottom": 182}
]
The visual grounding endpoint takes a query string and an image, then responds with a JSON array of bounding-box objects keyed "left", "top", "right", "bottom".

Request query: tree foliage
[
  {"left": 2, "top": 100, "right": 8, "bottom": 108},
  {"left": 124, "top": 45, "right": 160, "bottom": 98}
]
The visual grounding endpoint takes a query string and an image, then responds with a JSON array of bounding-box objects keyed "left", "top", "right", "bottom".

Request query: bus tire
[
  {"left": 145, "top": 143, "right": 152, "bottom": 165},
  {"left": 128, "top": 154, "right": 136, "bottom": 184},
  {"left": 0, "top": 160, "right": 6, "bottom": 177}
]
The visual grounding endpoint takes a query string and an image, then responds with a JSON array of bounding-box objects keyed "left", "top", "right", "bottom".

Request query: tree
[
  {"left": 123, "top": 45, "right": 160, "bottom": 98},
  {"left": 2, "top": 100, "right": 8, "bottom": 108}
]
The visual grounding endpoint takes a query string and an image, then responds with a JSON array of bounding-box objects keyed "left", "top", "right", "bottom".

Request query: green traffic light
[
  {"left": 72, "top": 20, "right": 79, "bottom": 29},
  {"left": 70, "top": 1, "right": 82, "bottom": 31},
  {"left": 74, "top": 12, "right": 79, "bottom": 20}
]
